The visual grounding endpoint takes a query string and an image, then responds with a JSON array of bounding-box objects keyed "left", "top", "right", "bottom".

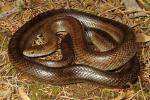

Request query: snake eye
[{"left": 30, "top": 51, "right": 34, "bottom": 54}]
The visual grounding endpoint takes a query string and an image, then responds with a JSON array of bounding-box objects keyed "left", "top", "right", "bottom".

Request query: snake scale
[{"left": 8, "top": 9, "right": 140, "bottom": 88}]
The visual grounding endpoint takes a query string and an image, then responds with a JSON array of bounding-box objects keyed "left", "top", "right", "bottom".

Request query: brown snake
[{"left": 8, "top": 9, "right": 140, "bottom": 88}]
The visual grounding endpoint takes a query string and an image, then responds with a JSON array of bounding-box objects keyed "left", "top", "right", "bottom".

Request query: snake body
[{"left": 8, "top": 9, "right": 140, "bottom": 88}]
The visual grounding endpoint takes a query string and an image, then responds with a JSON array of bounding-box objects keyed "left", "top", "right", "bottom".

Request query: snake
[{"left": 8, "top": 9, "right": 140, "bottom": 88}]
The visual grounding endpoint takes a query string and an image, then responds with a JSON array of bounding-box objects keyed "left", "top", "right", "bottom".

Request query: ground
[{"left": 0, "top": 0, "right": 150, "bottom": 100}]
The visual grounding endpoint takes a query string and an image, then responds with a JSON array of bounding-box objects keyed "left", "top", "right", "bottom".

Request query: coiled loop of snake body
[{"left": 8, "top": 9, "right": 140, "bottom": 88}]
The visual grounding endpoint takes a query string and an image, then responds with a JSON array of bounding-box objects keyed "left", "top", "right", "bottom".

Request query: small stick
[
  {"left": 0, "top": 8, "right": 18, "bottom": 19},
  {"left": 122, "top": 0, "right": 148, "bottom": 17}
]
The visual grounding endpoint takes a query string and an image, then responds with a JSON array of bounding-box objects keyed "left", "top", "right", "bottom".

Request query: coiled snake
[{"left": 8, "top": 9, "right": 140, "bottom": 88}]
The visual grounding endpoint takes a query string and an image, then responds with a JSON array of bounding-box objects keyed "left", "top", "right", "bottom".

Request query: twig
[
  {"left": 18, "top": 87, "right": 31, "bottom": 100},
  {"left": 127, "top": 90, "right": 142, "bottom": 100},
  {"left": 0, "top": 8, "right": 18, "bottom": 19},
  {"left": 0, "top": 37, "right": 6, "bottom": 53},
  {"left": 122, "top": 0, "right": 148, "bottom": 17},
  {"left": 0, "top": 29, "right": 12, "bottom": 37},
  {"left": 60, "top": 95, "right": 80, "bottom": 100},
  {"left": 138, "top": 76, "right": 146, "bottom": 100}
]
